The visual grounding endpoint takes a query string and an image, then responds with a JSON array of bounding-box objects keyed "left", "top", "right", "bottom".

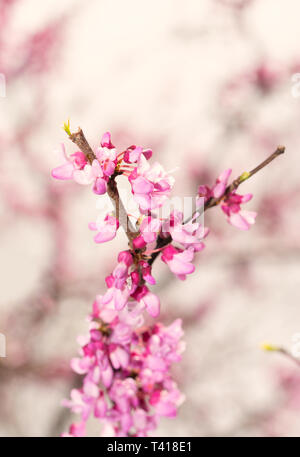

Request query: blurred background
[{"left": 1, "top": 0, "right": 300, "bottom": 436}]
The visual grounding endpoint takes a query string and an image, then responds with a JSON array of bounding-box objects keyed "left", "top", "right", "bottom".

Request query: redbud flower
[
  {"left": 62, "top": 296, "right": 185, "bottom": 437},
  {"left": 129, "top": 155, "right": 175, "bottom": 211},
  {"left": 165, "top": 210, "right": 208, "bottom": 250},
  {"left": 198, "top": 168, "right": 257, "bottom": 230},
  {"left": 161, "top": 245, "right": 196, "bottom": 280},
  {"left": 124, "top": 145, "right": 152, "bottom": 163},
  {"left": 131, "top": 285, "right": 160, "bottom": 317},
  {"left": 221, "top": 193, "right": 257, "bottom": 230},
  {"left": 88, "top": 214, "right": 119, "bottom": 243},
  {"left": 51, "top": 144, "right": 87, "bottom": 180}
]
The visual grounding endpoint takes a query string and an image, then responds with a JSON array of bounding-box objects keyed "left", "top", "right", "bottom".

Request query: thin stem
[
  {"left": 148, "top": 146, "right": 285, "bottom": 266},
  {"left": 204, "top": 145, "right": 285, "bottom": 211}
]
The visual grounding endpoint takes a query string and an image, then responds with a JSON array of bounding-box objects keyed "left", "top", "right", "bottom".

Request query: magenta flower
[
  {"left": 161, "top": 245, "right": 195, "bottom": 280},
  {"left": 165, "top": 210, "right": 208, "bottom": 250},
  {"left": 51, "top": 132, "right": 118, "bottom": 193},
  {"left": 95, "top": 132, "right": 117, "bottom": 178},
  {"left": 51, "top": 144, "right": 87, "bottom": 180},
  {"left": 212, "top": 168, "right": 232, "bottom": 198},
  {"left": 102, "top": 251, "right": 133, "bottom": 311},
  {"left": 62, "top": 292, "right": 185, "bottom": 437},
  {"left": 62, "top": 421, "right": 86, "bottom": 437},
  {"left": 124, "top": 145, "right": 152, "bottom": 163},
  {"left": 129, "top": 156, "right": 175, "bottom": 211},
  {"left": 139, "top": 216, "right": 161, "bottom": 243},
  {"left": 198, "top": 168, "right": 257, "bottom": 230},
  {"left": 131, "top": 285, "right": 160, "bottom": 317},
  {"left": 221, "top": 193, "right": 257, "bottom": 230},
  {"left": 54, "top": 125, "right": 280, "bottom": 437}
]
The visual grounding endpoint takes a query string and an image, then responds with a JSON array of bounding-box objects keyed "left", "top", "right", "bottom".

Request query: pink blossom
[
  {"left": 72, "top": 160, "right": 99, "bottom": 185},
  {"left": 197, "top": 168, "right": 231, "bottom": 201},
  {"left": 133, "top": 215, "right": 163, "bottom": 250},
  {"left": 165, "top": 210, "right": 208, "bottom": 250},
  {"left": 54, "top": 129, "right": 265, "bottom": 438},
  {"left": 212, "top": 168, "right": 232, "bottom": 198},
  {"left": 198, "top": 169, "right": 257, "bottom": 230},
  {"left": 89, "top": 214, "right": 119, "bottom": 243},
  {"left": 161, "top": 245, "right": 195, "bottom": 280},
  {"left": 139, "top": 261, "right": 156, "bottom": 285},
  {"left": 62, "top": 295, "right": 185, "bottom": 437},
  {"left": 139, "top": 216, "right": 161, "bottom": 243},
  {"left": 102, "top": 251, "right": 133, "bottom": 311},
  {"left": 95, "top": 132, "right": 117, "bottom": 178},
  {"left": 124, "top": 145, "right": 152, "bottom": 163},
  {"left": 131, "top": 285, "right": 160, "bottom": 317},
  {"left": 52, "top": 132, "right": 118, "bottom": 190},
  {"left": 62, "top": 421, "right": 86, "bottom": 437},
  {"left": 221, "top": 192, "right": 257, "bottom": 230},
  {"left": 51, "top": 144, "right": 87, "bottom": 180},
  {"left": 129, "top": 155, "right": 175, "bottom": 211}
]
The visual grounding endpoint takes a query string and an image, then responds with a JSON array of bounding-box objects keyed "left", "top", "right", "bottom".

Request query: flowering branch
[
  {"left": 51, "top": 125, "right": 285, "bottom": 437},
  {"left": 149, "top": 146, "right": 285, "bottom": 265},
  {"left": 68, "top": 126, "right": 136, "bottom": 241},
  {"left": 204, "top": 145, "right": 285, "bottom": 210}
]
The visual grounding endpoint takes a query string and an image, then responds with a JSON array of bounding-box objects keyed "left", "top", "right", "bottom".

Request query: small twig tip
[{"left": 277, "top": 145, "right": 285, "bottom": 154}]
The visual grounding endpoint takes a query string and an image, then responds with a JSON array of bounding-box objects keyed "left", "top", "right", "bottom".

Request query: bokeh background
[{"left": 1, "top": 0, "right": 300, "bottom": 436}]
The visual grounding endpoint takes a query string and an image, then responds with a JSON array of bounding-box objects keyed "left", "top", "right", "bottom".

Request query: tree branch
[
  {"left": 68, "top": 128, "right": 136, "bottom": 242},
  {"left": 204, "top": 145, "right": 285, "bottom": 210},
  {"left": 69, "top": 128, "right": 96, "bottom": 164},
  {"left": 67, "top": 130, "right": 285, "bottom": 261},
  {"left": 148, "top": 146, "right": 285, "bottom": 265}
]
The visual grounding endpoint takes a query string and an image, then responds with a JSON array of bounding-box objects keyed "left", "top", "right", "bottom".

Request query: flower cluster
[
  {"left": 103, "top": 250, "right": 160, "bottom": 318},
  {"left": 51, "top": 132, "right": 118, "bottom": 193},
  {"left": 51, "top": 128, "right": 261, "bottom": 437},
  {"left": 62, "top": 296, "right": 185, "bottom": 437}
]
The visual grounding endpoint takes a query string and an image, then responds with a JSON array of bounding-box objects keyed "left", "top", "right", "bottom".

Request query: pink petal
[
  {"left": 132, "top": 176, "right": 154, "bottom": 194},
  {"left": 73, "top": 166, "right": 94, "bottom": 185},
  {"left": 213, "top": 182, "right": 226, "bottom": 198},
  {"left": 168, "top": 257, "right": 195, "bottom": 276},
  {"left": 93, "top": 177, "right": 107, "bottom": 195},
  {"left": 229, "top": 212, "right": 251, "bottom": 230},
  {"left": 102, "top": 364, "right": 113, "bottom": 388},
  {"left": 88, "top": 222, "right": 98, "bottom": 231},
  {"left": 147, "top": 355, "right": 167, "bottom": 371},
  {"left": 143, "top": 292, "right": 160, "bottom": 317},
  {"left": 94, "top": 227, "right": 117, "bottom": 243},
  {"left": 218, "top": 168, "right": 232, "bottom": 184},
  {"left": 156, "top": 401, "right": 177, "bottom": 417},
  {"left": 83, "top": 380, "right": 99, "bottom": 398},
  {"left": 51, "top": 162, "right": 74, "bottom": 180},
  {"left": 94, "top": 394, "right": 107, "bottom": 418}
]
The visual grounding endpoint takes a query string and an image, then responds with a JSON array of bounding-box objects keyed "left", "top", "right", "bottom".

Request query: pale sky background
[{"left": 1, "top": 0, "right": 300, "bottom": 436}]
